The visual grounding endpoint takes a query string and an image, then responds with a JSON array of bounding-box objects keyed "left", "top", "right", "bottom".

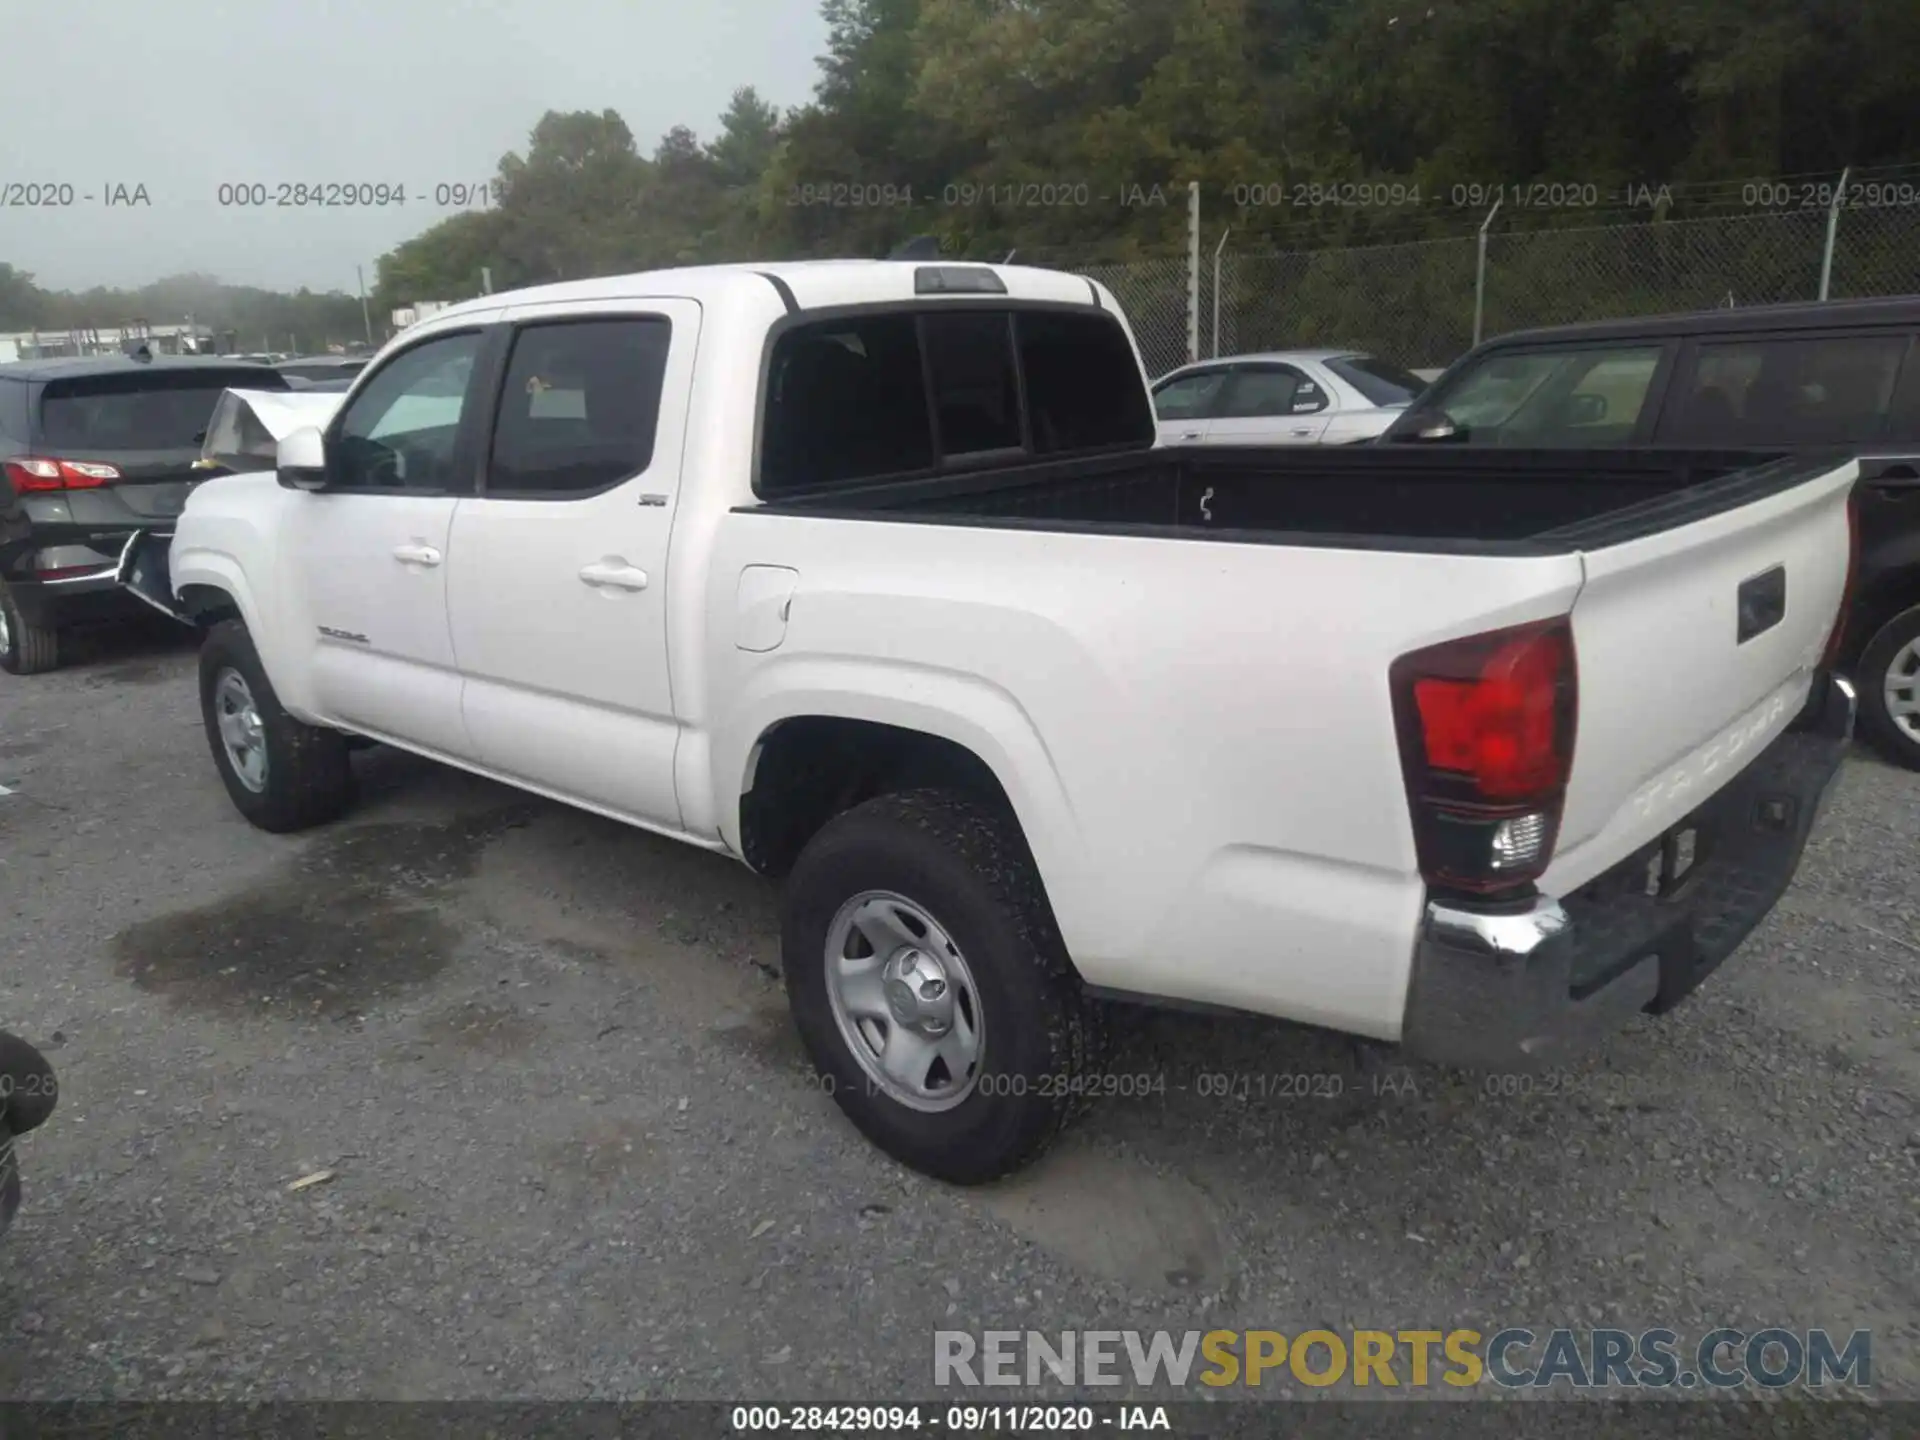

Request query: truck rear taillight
[
  {"left": 1390, "top": 618, "right": 1578, "bottom": 897},
  {"left": 3, "top": 457, "right": 121, "bottom": 491}
]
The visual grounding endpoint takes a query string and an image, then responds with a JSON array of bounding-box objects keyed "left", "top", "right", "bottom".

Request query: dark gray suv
[{"left": 0, "top": 353, "right": 285, "bottom": 674}]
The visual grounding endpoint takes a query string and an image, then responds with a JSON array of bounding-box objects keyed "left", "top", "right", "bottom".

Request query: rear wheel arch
[{"left": 737, "top": 715, "right": 1032, "bottom": 879}]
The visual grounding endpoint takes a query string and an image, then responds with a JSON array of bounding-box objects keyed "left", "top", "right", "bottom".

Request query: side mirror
[
  {"left": 276, "top": 426, "right": 330, "bottom": 491},
  {"left": 1567, "top": 393, "right": 1608, "bottom": 425},
  {"left": 1397, "top": 408, "right": 1463, "bottom": 442}
]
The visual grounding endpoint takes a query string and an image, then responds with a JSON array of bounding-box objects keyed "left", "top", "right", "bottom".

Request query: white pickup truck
[{"left": 120, "top": 260, "right": 1858, "bottom": 1183}]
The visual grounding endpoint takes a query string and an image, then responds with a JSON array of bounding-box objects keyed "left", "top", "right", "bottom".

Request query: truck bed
[{"left": 753, "top": 446, "right": 1834, "bottom": 555}]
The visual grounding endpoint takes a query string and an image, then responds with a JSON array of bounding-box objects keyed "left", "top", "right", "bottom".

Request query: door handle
[
  {"left": 1291, "top": 427, "right": 1314, "bottom": 437},
  {"left": 579, "top": 560, "right": 650, "bottom": 592},
  {"left": 1181, "top": 431, "right": 1202, "bottom": 441},
  {"left": 392, "top": 543, "right": 442, "bottom": 566}
]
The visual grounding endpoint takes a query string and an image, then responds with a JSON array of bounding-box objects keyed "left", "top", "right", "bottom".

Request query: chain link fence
[
  {"left": 1073, "top": 256, "right": 1193, "bottom": 379},
  {"left": 1069, "top": 205, "right": 1920, "bottom": 377}
]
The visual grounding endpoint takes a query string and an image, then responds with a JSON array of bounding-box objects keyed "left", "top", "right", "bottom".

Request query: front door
[
  {"left": 446, "top": 299, "right": 699, "bottom": 829},
  {"left": 285, "top": 323, "right": 493, "bottom": 758}
]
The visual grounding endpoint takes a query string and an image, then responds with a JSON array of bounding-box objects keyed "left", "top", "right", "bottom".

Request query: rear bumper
[{"left": 1400, "top": 673, "right": 1854, "bottom": 1069}]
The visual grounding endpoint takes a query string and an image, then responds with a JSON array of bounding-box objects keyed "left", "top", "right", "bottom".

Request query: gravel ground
[{"left": 0, "top": 619, "right": 1915, "bottom": 1407}]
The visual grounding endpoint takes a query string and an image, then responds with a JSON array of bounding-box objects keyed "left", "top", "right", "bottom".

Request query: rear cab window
[
  {"left": 35, "top": 368, "right": 289, "bottom": 452},
  {"left": 758, "top": 305, "right": 1152, "bottom": 496}
]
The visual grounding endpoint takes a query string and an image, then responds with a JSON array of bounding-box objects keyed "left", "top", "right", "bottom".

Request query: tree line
[{"left": 6, "top": 0, "right": 1916, "bottom": 333}]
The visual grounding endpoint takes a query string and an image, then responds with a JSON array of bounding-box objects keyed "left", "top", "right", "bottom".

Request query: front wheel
[
  {"left": 782, "top": 789, "right": 1103, "bottom": 1185},
  {"left": 1857, "top": 603, "right": 1920, "bottom": 770},
  {"left": 198, "top": 620, "right": 355, "bottom": 832}
]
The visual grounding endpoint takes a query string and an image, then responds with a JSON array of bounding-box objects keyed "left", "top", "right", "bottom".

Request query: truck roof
[
  {"left": 1484, "top": 293, "right": 1920, "bottom": 349},
  {"left": 427, "top": 260, "right": 1109, "bottom": 328}
]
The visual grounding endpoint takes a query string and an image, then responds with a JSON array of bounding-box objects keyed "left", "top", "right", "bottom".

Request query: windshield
[{"left": 1325, "top": 354, "right": 1427, "bottom": 406}]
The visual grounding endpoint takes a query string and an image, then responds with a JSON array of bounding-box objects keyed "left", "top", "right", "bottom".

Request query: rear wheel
[
  {"left": 782, "top": 789, "right": 1102, "bottom": 1184},
  {"left": 199, "top": 620, "right": 355, "bottom": 832},
  {"left": 0, "top": 1033, "right": 57, "bottom": 1135},
  {"left": 1857, "top": 603, "right": 1920, "bottom": 771},
  {"left": 0, "top": 582, "right": 60, "bottom": 676}
]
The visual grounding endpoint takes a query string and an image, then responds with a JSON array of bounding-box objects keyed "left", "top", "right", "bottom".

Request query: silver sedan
[{"left": 1151, "top": 349, "right": 1431, "bottom": 447}]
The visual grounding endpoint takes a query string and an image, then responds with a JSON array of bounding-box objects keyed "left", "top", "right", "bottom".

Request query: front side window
[
  {"left": 484, "top": 317, "right": 672, "bottom": 497},
  {"left": 331, "top": 330, "right": 482, "bottom": 491},
  {"left": 1153, "top": 370, "right": 1227, "bottom": 421},
  {"left": 1413, "top": 344, "right": 1664, "bottom": 446}
]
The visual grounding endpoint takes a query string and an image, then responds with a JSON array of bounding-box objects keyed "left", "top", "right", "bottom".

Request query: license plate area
[{"left": 1643, "top": 823, "right": 1705, "bottom": 901}]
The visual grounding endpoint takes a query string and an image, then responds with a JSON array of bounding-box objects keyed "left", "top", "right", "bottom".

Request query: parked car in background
[
  {"left": 1151, "top": 349, "right": 1428, "bottom": 446},
  {"left": 0, "top": 354, "right": 290, "bottom": 674},
  {"left": 122, "top": 260, "right": 1853, "bottom": 1182},
  {"left": 275, "top": 356, "right": 368, "bottom": 386},
  {"left": 281, "top": 375, "right": 357, "bottom": 393},
  {"left": 1380, "top": 296, "right": 1920, "bottom": 770}
]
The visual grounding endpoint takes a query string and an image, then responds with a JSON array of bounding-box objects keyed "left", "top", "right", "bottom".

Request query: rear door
[
  {"left": 1206, "top": 363, "right": 1332, "bottom": 445},
  {"left": 446, "top": 298, "right": 697, "bottom": 828},
  {"left": 1544, "top": 454, "right": 1857, "bottom": 892}
]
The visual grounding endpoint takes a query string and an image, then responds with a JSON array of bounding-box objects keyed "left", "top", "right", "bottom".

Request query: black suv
[
  {"left": 1381, "top": 296, "right": 1920, "bottom": 769},
  {"left": 0, "top": 353, "right": 286, "bottom": 674}
]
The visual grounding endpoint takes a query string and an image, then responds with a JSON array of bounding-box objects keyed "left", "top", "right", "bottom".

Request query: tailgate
[{"left": 1544, "top": 454, "right": 1856, "bottom": 891}]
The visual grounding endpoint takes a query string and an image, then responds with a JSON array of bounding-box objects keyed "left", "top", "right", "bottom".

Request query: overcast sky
[{"left": 0, "top": 0, "right": 829, "bottom": 296}]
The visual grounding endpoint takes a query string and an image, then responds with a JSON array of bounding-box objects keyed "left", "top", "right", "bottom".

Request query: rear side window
[
  {"left": 1219, "top": 366, "right": 1325, "bottom": 418},
  {"left": 1017, "top": 310, "right": 1153, "bottom": 453},
  {"left": 1661, "top": 335, "right": 1910, "bottom": 446},
  {"left": 485, "top": 318, "right": 673, "bottom": 497},
  {"left": 35, "top": 370, "right": 286, "bottom": 451},
  {"left": 1417, "top": 345, "right": 1663, "bottom": 446}
]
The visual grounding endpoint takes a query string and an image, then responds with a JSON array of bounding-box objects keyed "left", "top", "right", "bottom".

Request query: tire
[
  {"left": 0, "top": 581, "right": 60, "bottom": 676},
  {"left": 198, "top": 619, "right": 355, "bottom": 832},
  {"left": 781, "top": 789, "right": 1104, "bottom": 1185},
  {"left": 0, "top": 1033, "right": 57, "bottom": 1135},
  {"left": 1856, "top": 603, "right": 1920, "bottom": 771}
]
